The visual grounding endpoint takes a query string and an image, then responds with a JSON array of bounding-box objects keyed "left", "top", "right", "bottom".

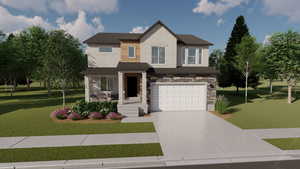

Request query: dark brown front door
[{"left": 127, "top": 76, "right": 138, "bottom": 97}]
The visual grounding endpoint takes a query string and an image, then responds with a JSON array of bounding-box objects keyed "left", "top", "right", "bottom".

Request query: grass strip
[
  {"left": 264, "top": 138, "right": 300, "bottom": 150},
  {"left": 0, "top": 143, "right": 163, "bottom": 163}
]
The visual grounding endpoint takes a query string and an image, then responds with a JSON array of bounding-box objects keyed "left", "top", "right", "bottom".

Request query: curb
[{"left": 0, "top": 156, "right": 166, "bottom": 169}]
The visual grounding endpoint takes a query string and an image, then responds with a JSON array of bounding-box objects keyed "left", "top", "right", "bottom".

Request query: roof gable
[{"left": 139, "top": 20, "right": 178, "bottom": 40}]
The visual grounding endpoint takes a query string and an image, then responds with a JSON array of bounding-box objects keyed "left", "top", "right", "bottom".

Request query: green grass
[
  {"left": 0, "top": 143, "right": 163, "bottom": 163},
  {"left": 0, "top": 85, "right": 155, "bottom": 137},
  {"left": 219, "top": 80, "right": 300, "bottom": 129},
  {"left": 264, "top": 138, "right": 300, "bottom": 150}
]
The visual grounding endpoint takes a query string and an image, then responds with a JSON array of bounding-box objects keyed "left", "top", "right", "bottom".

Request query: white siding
[
  {"left": 86, "top": 45, "right": 120, "bottom": 67},
  {"left": 140, "top": 25, "right": 177, "bottom": 68},
  {"left": 177, "top": 45, "right": 209, "bottom": 67}
]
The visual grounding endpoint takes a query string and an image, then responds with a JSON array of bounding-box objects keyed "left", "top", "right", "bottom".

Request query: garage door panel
[{"left": 151, "top": 84, "right": 207, "bottom": 111}]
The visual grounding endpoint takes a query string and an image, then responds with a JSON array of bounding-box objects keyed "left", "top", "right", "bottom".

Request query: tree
[
  {"left": 235, "top": 35, "right": 259, "bottom": 103},
  {"left": 14, "top": 26, "right": 48, "bottom": 89},
  {"left": 46, "top": 30, "right": 86, "bottom": 107},
  {"left": 268, "top": 31, "right": 300, "bottom": 104},
  {"left": 219, "top": 15, "right": 250, "bottom": 92},
  {"left": 0, "top": 34, "right": 23, "bottom": 95},
  {"left": 209, "top": 49, "right": 223, "bottom": 69},
  {"left": 258, "top": 45, "right": 279, "bottom": 94}
]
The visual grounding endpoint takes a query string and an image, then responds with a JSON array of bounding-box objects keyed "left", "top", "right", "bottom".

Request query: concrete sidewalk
[
  {"left": 0, "top": 133, "right": 159, "bottom": 149},
  {"left": 245, "top": 128, "right": 300, "bottom": 139}
]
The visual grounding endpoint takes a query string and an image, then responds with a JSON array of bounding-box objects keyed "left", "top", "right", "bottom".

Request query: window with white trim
[
  {"left": 98, "top": 77, "right": 113, "bottom": 91},
  {"left": 128, "top": 46, "right": 135, "bottom": 58},
  {"left": 184, "top": 47, "right": 202, "bottom": 64},
  {"left": 152, "top": 47, "right": 165, "bottom": 64}
]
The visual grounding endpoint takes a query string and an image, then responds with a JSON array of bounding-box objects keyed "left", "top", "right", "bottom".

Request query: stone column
[
  {"left": 84, "top": 76, "right": 89, "bottom": 102},
  {"left": 142, "top": 72, "right": 147, "bottom": 105},
  {"left": 118, "top": 72, "right": 124, "bottom": 104}
]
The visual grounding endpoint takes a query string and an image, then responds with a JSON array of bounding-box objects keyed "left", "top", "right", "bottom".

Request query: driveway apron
[{"left": 152, "top": 111, "right": 282, "bottom": 161}]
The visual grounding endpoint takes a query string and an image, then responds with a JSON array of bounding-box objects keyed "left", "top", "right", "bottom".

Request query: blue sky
[{"left": 0, "top": 0, "right": 300, "bottom": 50}]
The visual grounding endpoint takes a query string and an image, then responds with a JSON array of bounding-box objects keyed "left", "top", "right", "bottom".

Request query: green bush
[
  {"left": 71, "top": 99, "right": 118, "bottom": 117},
  {"left": 215, "top": 95, "right": 230, "bottom": 114}
]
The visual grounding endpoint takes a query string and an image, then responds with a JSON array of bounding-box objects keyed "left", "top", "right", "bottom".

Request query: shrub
[
  {"left": 71, "top": 99, "right": 118, "bottom": 118},
  {"left": 67, "top": 112, "right": 82, "bottom": 120},
  {"left": 215, "top": 95, "right": 230, "bottom": 114},
  {"left": 88, "top": 112, "right": 104, "bottom": 120},
  {"left": 106, "top": 112, "right": 123, "bottom": 120},
  {"left": 51, "top": 108, "right": 70, "bottom": 120}
]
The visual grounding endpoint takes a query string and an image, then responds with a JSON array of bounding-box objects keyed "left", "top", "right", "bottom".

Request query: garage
[{"left": 150, "top": 83, "right": 207, "bottom": 111}]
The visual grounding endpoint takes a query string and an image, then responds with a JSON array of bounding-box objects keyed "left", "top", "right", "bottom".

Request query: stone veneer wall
[{"left": 147, "top": 74, "right": 217, "bottom": 111}]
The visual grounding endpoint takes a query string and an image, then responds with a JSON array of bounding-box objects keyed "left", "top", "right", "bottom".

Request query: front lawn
[
  {"left": 264, "top": 138, "right": 300, "bottom": 150},
  {"left": 219, "top": 81, "right": 300, "bottom": 129},
  {"left": 0, "top": 143, "right": 163, "bottom": 163},
  {"left": 0, "top": 86, "right": 155, "bottom": 137}
]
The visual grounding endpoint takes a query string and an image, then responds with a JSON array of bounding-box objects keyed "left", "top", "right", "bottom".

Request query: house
[{"left": 83, "top": 21, "right": 217, "bottom": 117}]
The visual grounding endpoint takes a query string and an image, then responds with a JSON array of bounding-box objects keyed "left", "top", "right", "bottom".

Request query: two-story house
[{"left": 84, "top": 21, "right": 217, "bottom": 117}]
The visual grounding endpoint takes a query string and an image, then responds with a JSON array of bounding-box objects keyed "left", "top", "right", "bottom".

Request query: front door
[{"left": 127, "top": 76, "right": 138, "bottom": 97}]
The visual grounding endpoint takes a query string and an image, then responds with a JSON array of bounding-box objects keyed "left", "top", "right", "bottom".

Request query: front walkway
[
  {"left": 245, "top": 128, "right": 300, "bottom": 139},
  {"left": 152, "top": 111, "right": 284, "bottom": 164},
  {"left": 0, "top": 133, "right": 159, "bottom": 149}
]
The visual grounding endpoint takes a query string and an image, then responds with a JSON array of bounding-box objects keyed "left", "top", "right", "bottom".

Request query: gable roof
[
  {"left": 139, "top": 20, "right": 178, "bottom": 40},
  {"left": 84, "top": 20, "right": 213, "bottom": 46}
]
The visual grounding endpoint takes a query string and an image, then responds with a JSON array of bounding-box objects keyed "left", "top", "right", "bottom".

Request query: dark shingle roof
[
  {"left": 117, "top": 62, "right": 150, "bottom": 71},
  {"left": 84, "top": 20, "right": 213, "bottom": 46},
  {"left": 148, "top": 67, "right": 218, "bottom": 75},
  {"left": 86, "top": 63, "right": 218, "bottom": 75}
]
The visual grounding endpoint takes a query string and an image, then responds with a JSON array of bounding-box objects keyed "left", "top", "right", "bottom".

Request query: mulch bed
[
  {"left": 51, "top": 117, "right": 121, "bottom": 124},
  {"left": 210, "top": 111, "right": 233, "bottom": 120}
]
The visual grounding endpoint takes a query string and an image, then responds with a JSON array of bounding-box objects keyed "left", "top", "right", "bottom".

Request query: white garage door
[{"left": 151, "top": 83, "right": 207, "bottom": 111}]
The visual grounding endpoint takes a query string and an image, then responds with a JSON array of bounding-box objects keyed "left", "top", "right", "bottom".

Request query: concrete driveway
[{"left": 152, "top": 111, "right": 283, "bottom": 162}]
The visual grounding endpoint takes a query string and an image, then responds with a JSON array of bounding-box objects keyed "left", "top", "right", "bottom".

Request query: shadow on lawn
[
  {"left": 218, "top": 85, "right": 299, "bottom": 108},
  {"left": 0, "top": 89, "right": 84, "bottom": 116}
]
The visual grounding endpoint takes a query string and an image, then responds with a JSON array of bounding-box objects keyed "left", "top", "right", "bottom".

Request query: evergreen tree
[{"left": 219, "top": 15, "right": 250, "bottom": 92}]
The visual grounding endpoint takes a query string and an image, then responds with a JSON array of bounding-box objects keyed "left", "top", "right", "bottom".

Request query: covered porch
[{"left": 117, "top": 62, "right": 149, "bottom": 116}]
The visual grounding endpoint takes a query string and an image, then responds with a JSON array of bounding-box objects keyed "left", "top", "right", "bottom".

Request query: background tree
[
  {"left": 258, "top": 44, "right": 279, "bottom": 94},
  {"left": 209, "top": 49, "right": 223, "bottom": 69},
  {"left": 219, "top": 15, "right": 250, "bottom": 93},
  {"left": 46, "top": 30, "right": 86, "bottom": 107},
  {"left": 0, "top": 34, "right": 23, "bottom": 95},
  {"left": 14, "top": 26, "right": 48, "bottom": 89},
  {"left": 235, "top": 35, "right": 259, "bottom": 103},
  {"left": 268, "top": 31, "right": 300, "bottom": 104}
]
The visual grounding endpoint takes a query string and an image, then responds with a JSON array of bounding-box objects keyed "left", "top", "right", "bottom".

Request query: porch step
[{"left": 118, "top": 104, "right": 140, "bottom": 117}]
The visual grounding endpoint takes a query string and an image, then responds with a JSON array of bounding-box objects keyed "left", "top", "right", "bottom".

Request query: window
[
  {"left": 184, "top": 48, "right": 202, "bottom": 64},
  {"left": 128, "top": 46, "right": 135, "bottom": 58},
  {"left": 99, "top": 47, "right": 112, "bottom": 52},
  {"left": 187, "top": 48, "right": 196, "bottom": 64},
  {"left": 152, "top": 47, "right": 165, "bottom": 64},
  {"left": 99, "top": 77, "right": 113, "bottom": 91}
]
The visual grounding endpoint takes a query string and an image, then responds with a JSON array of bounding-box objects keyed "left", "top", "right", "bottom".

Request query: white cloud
[
  {"left": 0, "top": 6, "right": 104, "bottom": 41},
  {"left": 0, "top": 0, "right": 48, "bottom": 13},
  {"left": 262, "top": 0, "right": 300, "bottom": 22},
  {"left": 263, "top": 35, "right": 271, "bottom": 45},
  {"left": 130, "top": 26, "right": 149, "bottom": 33},
  {"left": 193, "top": 0, "right": 248, "bottom": 16},
  {"left": 217, "top": 18, "right": 225, "bottom": 26},
  {"left": 0, "top": 6, "right": 53, "bottom": 33},
  {"left": 57, "top": 11, "right": 104, "bottom": 41},
  {"left": 0, "top": 0, "right": 118, "bottom": 14}
]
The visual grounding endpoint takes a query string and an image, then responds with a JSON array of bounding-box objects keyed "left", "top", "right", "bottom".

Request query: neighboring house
[{"left": 84, "top": 21, "right": 217, "bottom": 117}]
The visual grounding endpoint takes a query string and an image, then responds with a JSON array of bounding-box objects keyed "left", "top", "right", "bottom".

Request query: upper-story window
[
  {"left": 152, "top": 46, "right": 165, "bottom": 64},
  {"left": 128, "top": 46, "right": 135, "bottom": 58},
  {"left": 184, "top": 48, "right": 202, "bottom": 64},
  {"left": 99, "top": 47, "right": 112, "bottom": 52}
]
